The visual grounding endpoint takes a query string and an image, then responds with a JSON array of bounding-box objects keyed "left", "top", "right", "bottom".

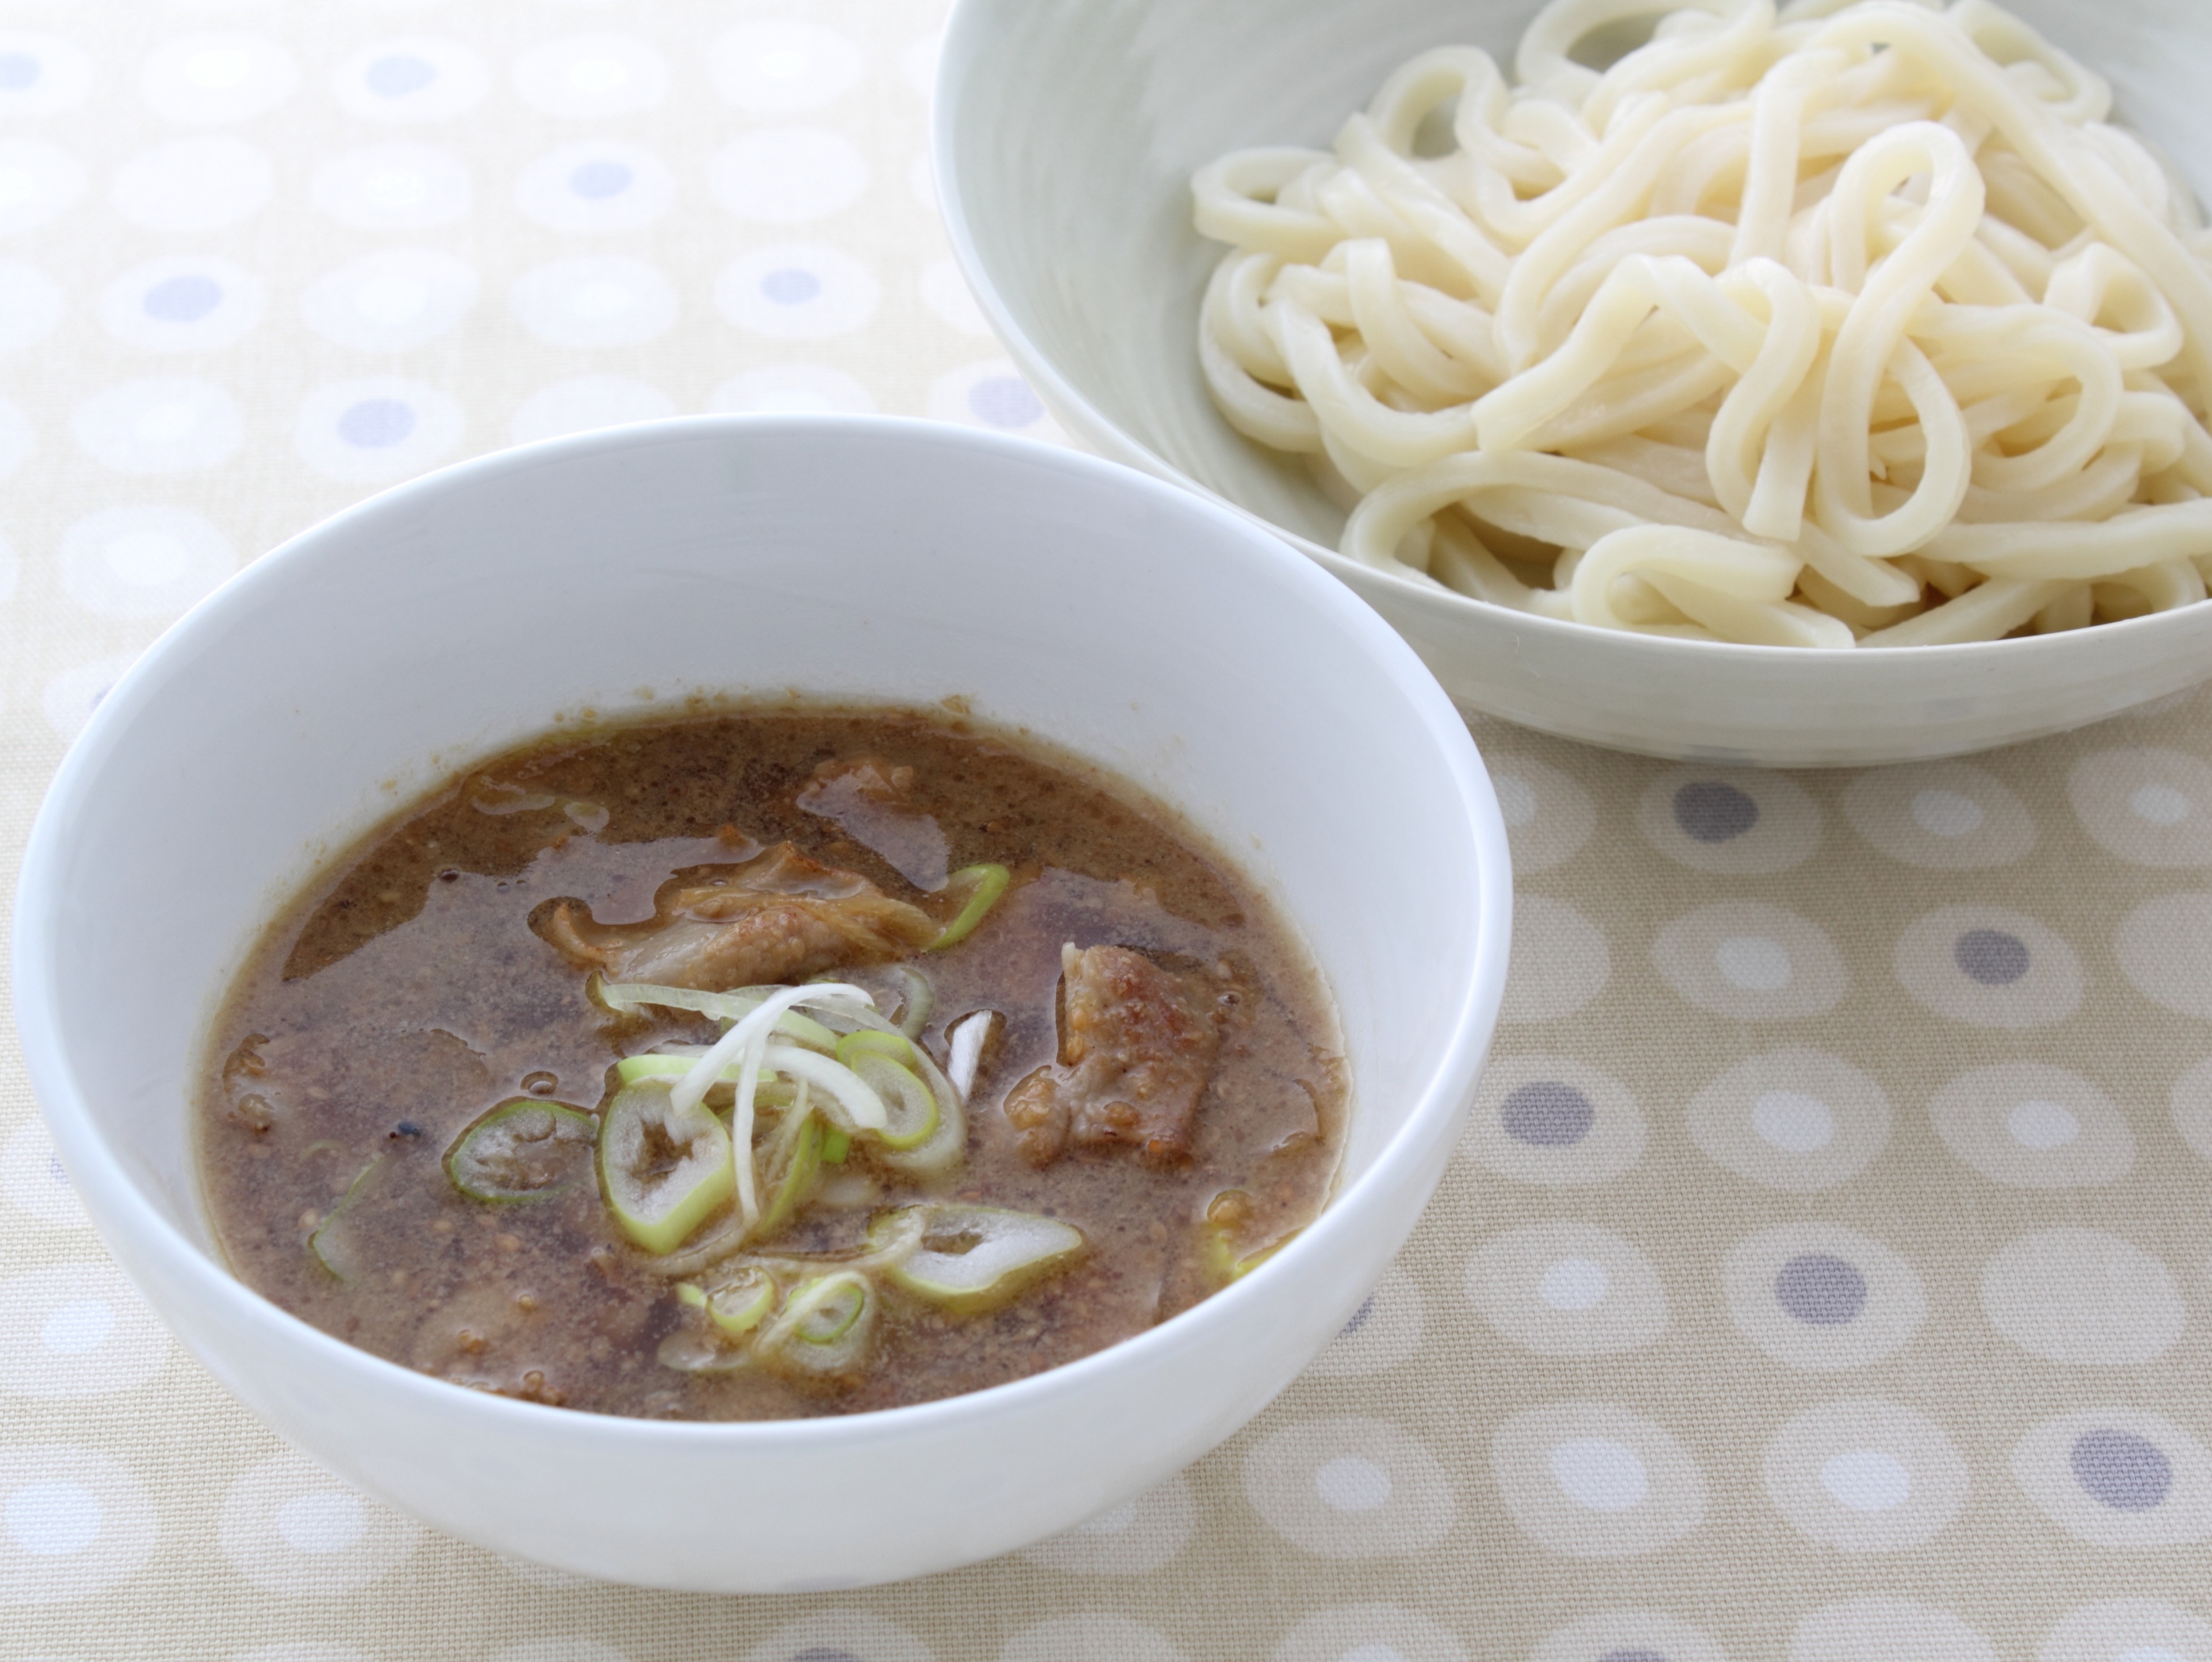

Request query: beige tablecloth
[{"left": 4, "top": 3, "right": 2212, "bottom": 1659}]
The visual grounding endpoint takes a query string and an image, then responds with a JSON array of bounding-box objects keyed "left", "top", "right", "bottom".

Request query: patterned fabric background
[{"left": 3, "top": 2, "right": 2212, "bottom": 1659}]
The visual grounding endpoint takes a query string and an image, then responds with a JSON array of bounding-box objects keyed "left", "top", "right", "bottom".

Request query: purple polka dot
[
  {"left": 568, "top": 160, "right": 633, "bottom": 200},
  {"left": 1773, "top": 1252, "right": 1866, "bottom": 1326},
  {"left": 336, "top": 398, "right": 415, "bottom": 449},
  {"left": 759, "top": 268, "right": 821, "bottom": 306},
  {"left": 1674, "top": 780, "right": 1758, "bottom": 842},
  {"left": 1339, "top": 1296, "right": 1373, "bottom": 1338},
  {"left": 363, "top": 54, "right": 435, "bottom": 98},
  {"left": 1500, "top": 1080, "right": 1594, "bottom": 1147},
  {"left": 789, "top": 1650, "right": 864, "bottom": 1662},
  {"left": 1954, "top": 927, "right": 2029, "bottom": 986},
  {"left": 1599, "top": 1651, "right": 1670, "bottom": 1662},
  {"left": 2071, "top": 1429, "right": 2172, "bottom": 1512},
  {"left": 967, "top": 375, "right": 1043, "bottom": 428},
  {"left": 143, "top": 275, "right": 222, "bottom": 324},
  {"left": 0, "top": 52, "right": 40, "bottom": 91}
]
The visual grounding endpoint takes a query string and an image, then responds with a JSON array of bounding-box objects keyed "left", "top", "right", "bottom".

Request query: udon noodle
[{"left": 1192, "top": 0, "right": 2212, "bottom": 646}]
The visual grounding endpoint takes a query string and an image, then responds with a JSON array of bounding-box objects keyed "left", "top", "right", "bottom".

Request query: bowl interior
[
  {"left": 26, "top": 419, "right": 1499, "bottom": 1277},
  {"left": 941, "top": 0, "right": 2212, "bottom": 556}
]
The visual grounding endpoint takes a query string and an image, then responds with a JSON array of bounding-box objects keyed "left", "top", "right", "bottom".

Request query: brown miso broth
[{"left": 197, "top": 708, "right": 1346, "bottom": 1420}]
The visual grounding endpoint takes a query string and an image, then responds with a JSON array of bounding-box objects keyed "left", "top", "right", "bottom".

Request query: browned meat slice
[
  {"left": 1002, "top": 944, "right": 1222, "bottom": 1167},
  {"left": 540, "top": 843, "right": 937, "bottom": 991}
]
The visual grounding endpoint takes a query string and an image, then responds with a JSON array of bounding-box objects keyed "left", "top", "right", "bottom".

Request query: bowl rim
[
  {"left": 930, "top": 0, "right": 2212, "bottom": 670},
  {"left": 13, "top": 410, "right": 1515, "bottom": 1451}
]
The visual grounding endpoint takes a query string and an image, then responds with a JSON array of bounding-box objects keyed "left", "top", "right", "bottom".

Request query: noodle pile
[{"left": 1192, "top": 0, "right": 2212, "bottom": 646}]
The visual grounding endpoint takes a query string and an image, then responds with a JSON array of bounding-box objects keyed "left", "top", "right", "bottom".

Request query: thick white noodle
[{"left": 1192, "top": 0, "right": 2212, "bottom": 646}]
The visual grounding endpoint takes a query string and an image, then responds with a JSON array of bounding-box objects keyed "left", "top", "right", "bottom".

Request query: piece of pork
[
  {"left": 540, "top": 843, "right": 937, "bottom": 991},
  {"left": 1002, "top": 944, "right": 1222, "bottom": 1167}
]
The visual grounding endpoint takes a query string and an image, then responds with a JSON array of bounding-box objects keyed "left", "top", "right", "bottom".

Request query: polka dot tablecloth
[{"left": 3, "top": 3, "right": 2212, "bottom": 1660}]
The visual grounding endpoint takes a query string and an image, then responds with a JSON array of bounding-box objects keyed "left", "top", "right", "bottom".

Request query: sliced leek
[
  {"left": 757, "top": 1270, "right": 876, "bottom": 1377},
  {"left": 307, "top": 1154, "right": 387, "bottom": 1281},
  {"left": 594, "top": 977, "right": 840, "bottom": 1051},
  {"left": 444, "top": 1098, "right": 597, "bottom": 1203},
  {"left": 928, "top": 863, "right": 1010, "bottom": 949},
  {"left": 874, "top": 1203, "right": 1085, "bottom": 1314},
  {"left": 834, "top": 1033, "right": 938, "bottom": 1151},
  {"left": 704, "top": 1266, "right": 777, "bottom": 1337},
  {"left": 754, "top": 1101, "right": 824, "bottom": 1238},
  {"left": 597, "top": 1078, "right": 735, "bottom": 1254}
]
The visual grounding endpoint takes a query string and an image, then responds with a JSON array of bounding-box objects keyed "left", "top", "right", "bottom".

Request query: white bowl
[
  {"left": 13, "top": 417, "right": 1511, "bottom": 1592},
  {"left": 935, "top": 0, "right": 2212, "bottom": 766}
]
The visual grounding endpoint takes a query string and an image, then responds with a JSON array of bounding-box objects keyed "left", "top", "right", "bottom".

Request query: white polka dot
[
  {"left": 218, "top": 1452, "right": 421, "bottom": 1594},
  {"left": 0, "top": 35, "right": 94, "bottom": 116},
  {"left": 511, "top": 256, "right": 676, "bottom": 349},
  {"left": 58, "top": 505, "right": 235, "bottom": 620},
  {"left": 1725, "top": 1222, "right": 1927, "bottom": 1371},
  {"left": 711, "top": 127, "right": 868, "bottom": 224},
  {"left": 300, "top": 247, "right": 477, "bottom": 353},
  {"left": 1841, "top": 761, "right": 2036, "bottom": 869},
  {"left": 515, "top": 141, "right": 675, "bottom": 235},
  {"left": 2040, "top": 1600, "right": 2212, "bottom": 1662},
  {"left": 1548, "top": 1438, "right": 1647, "bottom": 1512},
  {"left": 736, "top": 1611, "right": 933, "bottom": 1662},
  {"left": 920, "top": 256, "right": 991, "bottom": 335},
  {"left": 0, "top": 137, "right": 80, "bottom": 235},
  {"left": 1016, "top": 1473, "right": 1194, "bottom": 1575},
  {"left": 1493, "top": 1403, "right": 1705, "bottom": 1558},
  {"left": 1791, "top": 1599, "right": 1999, "bottom": 1662},
  {"left": 0, "top": 259, "right": 62, "bottom": 350},
  {"left": 42, "top": 654, "right": 137, "bottom": 744},
  {"left": 1752, "top": 1088, "right": 1833, "bottom": 1152},
  {"left": 1766, "top": 1399, "right": 1967, "bottom": 1552},
  {"left": 1243, "top": 1418, "right": 1454, "bottom": 1558},
  {"left": 1982, "top": 1228, "right": 2183, "bottom": 1366},
  {"left": 926, "top": 357, "right": 1069, "bottom": 441},
  {"left": 0, "top": 1447, "right": 157, "bottom": 1606},
  {"left": 707, "top": 364, "right": 877, "bottom": 417},
  {"left": 1306, "top": 1268, "right": 1424, "bottom": 1378},
  {"left": 1654, "top": 902, "right": 1846, "bottom": 1020},
  {"left": 2171, "top": 1057, "right": 2212, "bottom": 1165},
  {"left": 1497, "top": 893, "right": 1611, "bottom": 1023},
  {"left": 1465, "top": 1055, "right": 1644, "bottom": 1186},
  {"left": 908, "top": 150, "right": 936, "bottom": 212},
  {"left": 111, "top": 136, "right": 267, "bottom": 231},
  {"left": 0, "top": 1125, "right": 87, "bottom": 1229},
  {"left": 1484, "top": 752, "right": 1597, "bottom": 874},
  {"left": 509, "top": 375, "right": 673, "bottom": 448},
  {"left": 512, "top": 33, "right": 667, "bottom": 118},
  {"left": 1931, "top": 1063, "right": 2133, "bottom": 1188},
  {"left": 140, "top": 33, "right": 296, "bottom": 123},
  {"left": 2115, "top": 893, "right": 2212, "bottom": 1019},
  {"left": 2012, "top": 1408, "right": 2212, "bottom": 1549},
  {"left": 295, "top": 376, "right": 463, "bottom": 483},
  {"left": 1469, "top": 1221, "right": 1667, "bottom": 1358},
  {"left": 1273, "top": 1606, "right": 1468, "bottom": 1662},
  {"left": 1531, "top": 1611, "right": 1728, "bottom": 1662},
  {"left": 717, "top": 242, "right": 880, "bottom": 341},
  {"left": 0, "top": 398, "right": 29, "bottom": 484},
  {"left": 708, "top": 20, "right": 863, "bottom": 113},
  {"left": 1314, "top": 1455, "right": 1392, "bottom": 1512},
  {"left": 1637, "top": 766, "right": 1820, "bottom": 873},
  {"left": 100, "top": 256, "right": 264, "bottom": 352},
  {"left": 1715, "top": 933, "right": 1793, "bottom": 991},
  {"left": 72, "top": 378, "right": 242, "bottom": 474},
  {"left": 2070, "top": 749, "right": 2212, "bottom": 866},
  {"left": 310, "top": 143, "right": 471, "bottom": 231},
  {"left": 332, "top": 36, "right": 487, "bottom": 123},
  {"left": 1894, "top": 905, "right": 2082, "bottom": 1028}
]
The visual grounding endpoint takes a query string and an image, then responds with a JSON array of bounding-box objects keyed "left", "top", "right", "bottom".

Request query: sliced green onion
[
  {"left": 757, "top": 1270, "right": 876, "bottom": 1377},
  {"left": 754, "top": 1104, "right": 824, "bottom": 1239},
  {"left": 594, "top": 977, "right": 840, "bottom": 1051},
  {"left": 887, "top": 965, "right": 935, "bottom": 1037},
  {"left": 821, "top": 1128, "right": 851, "bottom": 1164},
  {"left": 759, "top": 1041, "right": 889, "bottom": 1134},
  {"left": 597, "top": 1078, "right": 735, "bottom": 1255},
  {"left": 307, "top": 1154, "right": 387, "bottom": 1281},
  {"left": 874, "top": 1204, "right": 1086, "bottom": 1314},
  {"left": 944, "top": 1008, "right": 998, "bottom": 1101},
  {"left": 928, "top": 863, "right": 1010, "bottom": 949},
  {"left": 614, "top": 1054, "right": 781, "bottom": 1088},
  {"left": 839, "top": 1050, "right": 938, "bottom": 1151},
  {"left": 444, "top": 1098, "right": 597, "bottom": 1203},
  {"left": 675, "top": 1281, "right": 708, "bottom": 1310},
  {"left": 704, "top": 1266, "right": 777, "bottom": 1338},
  {"left": 656, "top": 1327, "right": 751, "bottom": 1373}
]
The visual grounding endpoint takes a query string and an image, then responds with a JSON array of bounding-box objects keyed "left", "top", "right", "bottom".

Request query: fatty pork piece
[
  {"left": 1003, "top": 944, "right": 1224, "bottom": 1168},
  {"left": 540, "top": 842, "right": 937, "bottom": 990}
]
